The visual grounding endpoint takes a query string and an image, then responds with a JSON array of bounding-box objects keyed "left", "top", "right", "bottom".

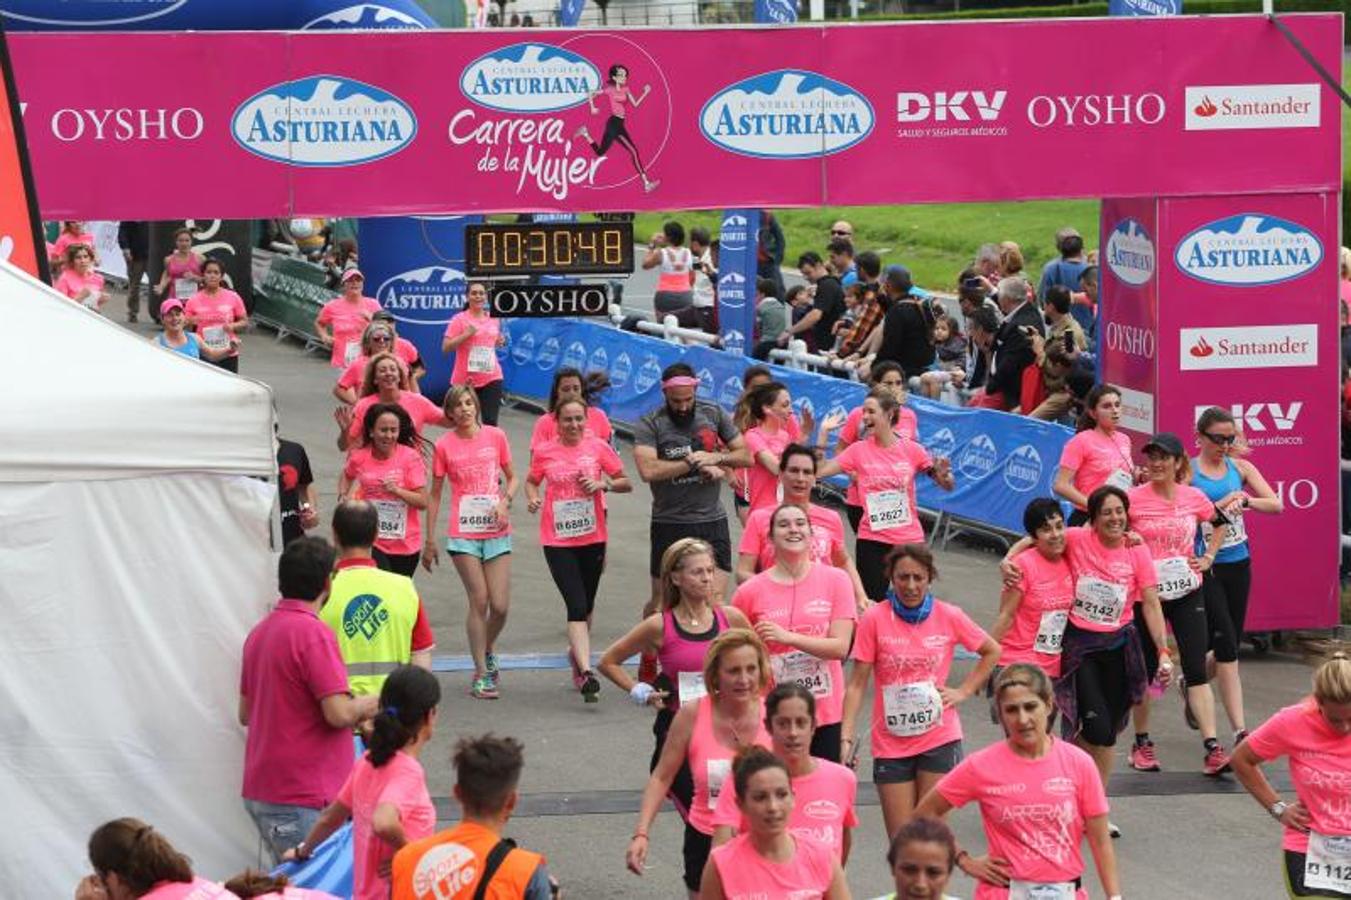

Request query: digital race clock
[{"left": 465, "top": 222, "right": 635, "bottom": 278}]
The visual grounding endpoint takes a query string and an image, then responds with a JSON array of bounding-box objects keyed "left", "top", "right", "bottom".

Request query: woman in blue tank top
[{"left": 1190, "top": 406, "right": 1283, "bottom": 745}]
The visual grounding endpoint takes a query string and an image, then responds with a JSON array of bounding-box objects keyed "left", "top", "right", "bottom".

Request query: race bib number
[
  {"left": 1201, "top": 513, "right": 1248, "bottom": 550},
  {"left": 201, "top": 326, "right": 230, "bottom": 351},
  {"left": 1009, "top": 881, "right": 1077, "bottom": 900},
  {"left": 81, "top": 291, "right": 99, "bottom": 309},
  {"left": 468, "top": 344, "right": 496, "bottom": 374},
  {"left": 457, "top": 494, "right": 498, "bottom": 534},
  {"left": 882, "top": 682, "right": 942, "bottom": 737},
  {"left": 865, "top": 488, "right": 911, "bottom": 531},
  {"left": 771, "top": 651, "right": 831, "bottom": 698},
  {"left": 174, "top": 277, "right": 197, "bottom": 299},
  {"left": 706, "top": 759, "right": 731, "bottom": 809},
  {"left": 1304, "top": 831, "right": 1351, "bottom": 894},
  {"left": 677, "top": 671, "right": 707, "bottom": 705},
  {"left": 552, "top": 498, "right": 596, "bottom": 540},
  {"left": 1072, "top": 576, "right": 1127, "bottom": 627},
  {"left": 1105, "top": 468, "right": 1134, "bottom": 491},
  {"left": 373, "top": 499, "right": 408, "bottom": 541},
  {"left": 343, "top": 339, "right": 362, "bottom": 366},
  {"left": 1034, "top": 610, "right": 1069, "bottom": 655},
  {"left": 1154, "top": 556, "right": 1201, "bottom": 601}
]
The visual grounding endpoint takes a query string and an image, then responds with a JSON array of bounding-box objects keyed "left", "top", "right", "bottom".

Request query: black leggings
[
  {"left": 1284, "top": 849, "right": 1348, "bottom": 897},
  {"left": 811, "top": 722, "right": 842, "bottom": 764},
  {"left": 1207, "top": 559, "right": 1253, "bottom": 663},
  {"left": 476, "top": 379, "right": 504, "bottom": 427},
  {"left": 1076, "top": 643, "right": 1131, "bottom": 747},
  {"left": 854, "top": 538, "right": 894, "bottom": 601},
  {"left": 590, "top": 115, "right": 648, "bottom": 177},
  {"left": 652, "top": 709, "right": 695, "bottom": 818},
  {"left": 845, "top": 504, "right": 863, "bottom": 534},
  {"left": 543, "top": 543, "right": 606, "bottom": 621},
  {"left": 1161, "top": 586, "right": 1211, "bottom": 686},
  {"left": 214, "top": 354, "right": 240, "bottom": 374},
  {"left": 373, "top": 547, "right": 419, "bottom": 578}
]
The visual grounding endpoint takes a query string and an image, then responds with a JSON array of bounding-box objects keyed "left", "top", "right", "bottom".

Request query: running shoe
[
  {"left": 580, "top": 670, "right": 601, "bottom": 703},
  {"left": 470, "top": 675, "right": 499, "bottom": 700},
  {"left": 1203, "top": 745, "right": 1232, "bottom": 776},
  {"left": 1179, "top": 675, "right": 1199, "bottom": 731},
  {"left": 1108, "top": 822, "right": 1122, "bottom": 839},
  {"left": 1128, "top": 740, "right": 1161, "bottom": 772},
  {"left": 485, "top": 651, "right": 500, "bottom": 686}
]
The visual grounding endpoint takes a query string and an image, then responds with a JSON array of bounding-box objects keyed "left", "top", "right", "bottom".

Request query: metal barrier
[
  {"left": 769, "top": 339, "right": 861, "bottom": 378},
  {"left": 608, "top": 305, "right": 721, "bottom": 347}
]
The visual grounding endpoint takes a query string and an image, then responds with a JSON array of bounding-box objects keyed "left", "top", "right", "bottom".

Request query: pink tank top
[
  {"left": 710, "top": 832, "right": 835, "bottom": 899},
  {"left": 658, "top": 607, "right": 729, "bottom": 708},
  {"left": 656, "top": 246, "right": 693, "bottom": 293},
  {"left": 688, "top": 696, "right": 772, "bottom": 835},
  {"left": 167, "top": 253, "right": 202, "bottom": 278}
]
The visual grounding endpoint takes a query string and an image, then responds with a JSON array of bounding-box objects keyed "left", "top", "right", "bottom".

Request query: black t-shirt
[
  {"left": 877, "top": 298, "right": 937, "bottom": 378},
  {"left": 811, "top": 275, "right": 846, "bottom": 350},
  {"left": 277, "top": 438, "right": 314, "bottom": 546}
]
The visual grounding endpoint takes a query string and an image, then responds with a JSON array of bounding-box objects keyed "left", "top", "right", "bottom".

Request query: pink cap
[
  {"left": 340, "top": 268, "right": 364, "bottom": 283},
  {"left": 160, "top": 298, "right": 184, "bottom": 316}
]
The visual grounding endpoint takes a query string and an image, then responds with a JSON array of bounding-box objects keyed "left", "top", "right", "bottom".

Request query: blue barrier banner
[
  {"left": 754, "top": 0, "right": 799, "bottom": 22},
  {"left": 500, "top": 319, "right": 1072, "bottom": 535},
  {"left": 358, "top": 215, "right": 482, "bottom": 405},
  {"left": 558, "top": 0, "right": 587, "bottom": 26},
  {"left": 1108, "top": 0, "right": 1180, "bottom": 15},
  {"left": 0, "top": 0, "right": 436, "bottom": 30},
  {"left": 716, "top": 209, "right": 760, "bottom": 357},
  {"left": 272, "top": 822, "right": 353, "bottom": 896}
]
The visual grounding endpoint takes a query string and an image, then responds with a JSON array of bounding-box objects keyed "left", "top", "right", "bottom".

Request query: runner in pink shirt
[
  {"left": 77, "top": 819, "right": 241, "bottom": 900},
  {"left": 842, "top": 543, "right": 999, "bottom": 840},
  {"left": 530, "top": 367, "right": 614, "bottom": 450},
  {"left": 990, "top": 498, "right": 1075, "bottom": 679},
  {"left": 339, "top": 354, "right": 447, "bottom": 452},
  {"left": 818, "top": 388, "right": 954, "bottom": 601},
  {"left": 701, "top": 747, "right": 848, "bottom": 900},
  {"left": 184, "top": 260, "right": 248, "bottom": 373},
  {"left": 423, "top": 385, "right": 518, "bottom": 700},
  {"left": 55, "top": 243, "right": 108, "bottom": 312},
  {"left": 291, "top": 667, "right": 439, "bottom": 900},
  {"left": 51, "top": 220, "right": 97, "bottom": 270},
  {"left": 1233, "top": 652, "right": 1351, "bottom": 898},
  {"left": 1127, "top": 432, "right": 1233, "bottom": 777},
  {"left": 916, "top": 664, "right": 1121, "bottom": 900},
  {"left": 441, "top": 282, "right": 506, "bottom": 425},
  {"left": 315, "top": 269, "right": 382, "bottom": 368},
  {"left": 1054, "top": 384, "right": 1137, "bottom": 525},
  {"left": 340, "top": 405, "right": 429, "bottom": 578},
  {"left": 334, "top": 323, "right": 422, "bottom": 404},
  {"left": 733, "top": 504, "right": 856, "bottom": 762},
  {"left": 576, "top": 63, "right": 660, "bottom": 194},
  {"left": 526, "top": 399, "right": 631, "bottom": 702},
  {"left": 154, "top": 226, "right": 204, "bottom": 307},
  {"left": 742, "top": 381, "right": 798, "bottom": 512},
  {"left": 711, "top": 684, "right": 859, "bottom": 863},
  {"left": 731, "top": 366, "right": 805, "bottom": 524}
]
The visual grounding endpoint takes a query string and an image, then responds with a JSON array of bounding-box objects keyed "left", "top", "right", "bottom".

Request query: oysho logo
[
  {"left": 610, "top": 352, "right": 633, "bottom": 389},
  {"left": 301, "top": 4, "right": 430, "bottom": 29},
  {"left": 376, "top": 266, "right": 465, "bottom": 325},
  {"left": 720, "top": 214, "right": 749, "bottom": 251},
  {"left": 1180, "top": 325, "right": 1318, "bottom": 371},
  {"left": 1105, "top": 218, "right": 1155, "bottom": 287},
  {"left": 1174, "top": 214, "right": 1323, "bottom": 286},
  {"left": 700, "top": 70, "right": 875, "bottom": 159},
  {"left": 460, "top": 43, "right": 600, "bottom": 113},
  {"left": 896, "top": 90, "right": 1006, "bottom": 122},
  {"left": 1185, "top": 84, "right": 1319, "bottom": 131},
  {"left": 958, "top": 433, "right": 998, "bottom": 481},
  {"left": 1003, "top": 444, "right": 1043, "bottom": 492},
  {"left": 511, "top": 331, "right": 536, "bottom": 366},
  {"left": 1026, "top": 93, "right": 1165, "bottom": 128},
  {"left": 232, "top": 75, "right": 417, "bottom": 167},
  {"left": 1273, "top": 478, "right": 1319, "bottom": 510},
  {"left": 1105, "top": 322, "right": 1155, "bottom": 359}
]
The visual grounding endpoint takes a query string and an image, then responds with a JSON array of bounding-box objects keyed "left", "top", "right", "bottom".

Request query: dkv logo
[
  {"left": 376, "top": 266, "right": 465, "bottom": 325},
  {"left": 232, "top": 75, "right": 417, "bottom": 167},
  {"left": 700, "top": 70, "right": 874, "bottom": 159},
  {"left": 1192, "top": 402, "right": 1303, "bottom": 447},
  {"left": 1105, "top": 218, "right": 1155, "bottom": 286},
  {"left": 460, "top": 43, "right": 601, "bottom": 113},
  {"left": 896, "top": 90, "right": 1006, "bottom": 123},
  {"left": 1174, "top": 214, "right": 1323, "bottom": 286}
]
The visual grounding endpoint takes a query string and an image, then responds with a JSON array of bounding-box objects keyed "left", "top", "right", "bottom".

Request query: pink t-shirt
[
  {"left": 1002, "top": 547, "right": 1076, "bottom": 677},
  {"left": 319, "top": 296, "right": 382, "bottom": 368},
  {"left": 55, "top": 268, "right": 105, "bottom": 306},
  {"left": 444, "top": 311, "right": 502, "bottom": 387},
  {"left": 338, "top": 340, "right": 421, "bottom": 391},
  {"left": 711, "top": 758, "right": 859, "bottom": 860},
  {"left": 344, "top": 444, "right": 427, "bottom": 556},
  {"left": 744, "top": 424, "right": 794, "bottom": 512},
  {"left": 530, "top": 406, "right": 613, "bottom": 449},
  {"left": 937, "top": 738, "right": 1109, "bottom": 898},
  {"left": 338, "top": 751, "right": 437, "bottom": 900},
  {"left": 52, "top": 230, "right": 95, "bottom": 259},
  {"left": 142, "top": 879, "right": 240, "bottom": 900},
  {"left": 1058, "top": 429, "right": 1134, "bottom": 506},
  {"left": 739, "top": 503, "right": 846, "bottom": 572},
  {"left": 184, "top": 289, "right": 248, "bottom": 357},
  {"left": 732, "top": 565, "right": 856, "bottom": 726},
  {"left": 240, "top": 600, "right": 353, "bottom": 808},
  {"left": 432, "top": 426, "right": 513, "bottom": 540},
  {"left": 252, "top": 891, "right": 339, "bottom": 900},
  {"left": 1062, "top": 527, "right": 1156, "bottom": 632},
  {"left": 348, "top": 391, "right": 444, "bottom": 443},
  {"left": 602, "top": 84, "right": 633, "bottom": 117},
  {"left": 1126, "top": 483, "right": 1215, "bottom": 561},
  {"left": 1246, "top": 699, "right": 1351, "bottom": 853},
  {"left": 710, "top": 832, "right": 836, "bottom": 900},
  {"left": 835, "top": 437, "right": 932, "bottom": 544},
  {"left": 528, "top": 436, "right": 624, "bottom": 547},
  {"left": 838, "top": 404, "right": 918, "bottom": 506},
  {"left": 851, "top": 598, "right": 990, "bottom": 759}
]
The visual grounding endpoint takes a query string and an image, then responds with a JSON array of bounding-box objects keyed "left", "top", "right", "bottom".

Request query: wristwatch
[{"left": 1269, "top": 800, "right": 1289, "bottom": 821}]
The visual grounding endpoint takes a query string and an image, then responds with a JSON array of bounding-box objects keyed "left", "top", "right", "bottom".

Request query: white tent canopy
[{"left": 0, "top": 261, "right": 279, "bottom": 897}]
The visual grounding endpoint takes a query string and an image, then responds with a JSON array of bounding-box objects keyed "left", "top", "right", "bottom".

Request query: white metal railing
[
  {"left": 769, "top": 340, "right": 861, "bottom": 379},
  {"left": 608, "top": 305, "right": 720, "bottom": 347}
]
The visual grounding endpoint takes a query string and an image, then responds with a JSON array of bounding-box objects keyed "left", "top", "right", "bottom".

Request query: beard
[{"left": 666, "top": 403, "right": 696, "bottom": 426}]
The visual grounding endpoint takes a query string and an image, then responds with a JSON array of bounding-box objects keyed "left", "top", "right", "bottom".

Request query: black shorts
[
  {"left": 683, "top": 823, "right": 713, "bottom": 892},
  {"left": 873, "top": 740, "right": 964, "bottom": 784},
  {"left": 650, "top": 518, "right": 732, "bottom": 578},
  {"left": 1284, "top": 848, "right": 1349, "bottom": 897}
]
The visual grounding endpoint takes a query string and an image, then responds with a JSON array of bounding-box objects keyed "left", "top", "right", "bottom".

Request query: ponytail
[
  {"left": 88, "top": 818, "right": 193, "bottom": 895},
  {"left": 367, "top": 665, "right": 442, "bottom": 768}
]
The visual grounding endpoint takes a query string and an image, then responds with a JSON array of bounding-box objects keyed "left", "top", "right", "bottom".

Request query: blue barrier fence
[{"left": 499, "top": 319, "right": 1073, "bottom": 536}]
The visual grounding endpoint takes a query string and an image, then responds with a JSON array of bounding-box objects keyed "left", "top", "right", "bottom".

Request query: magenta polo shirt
[{"left": 241, "top": 599, "right": 354, "bottom": 808}]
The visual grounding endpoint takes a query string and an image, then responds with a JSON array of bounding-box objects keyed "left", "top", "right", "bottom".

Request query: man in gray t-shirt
[{"left": 632, "top": 363, "right": 750, "bottom": 624}]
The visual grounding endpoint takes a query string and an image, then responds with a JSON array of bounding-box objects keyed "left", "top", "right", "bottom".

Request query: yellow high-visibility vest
[{"left": 319, "top": 562, "right": 420, "bottom": 696}]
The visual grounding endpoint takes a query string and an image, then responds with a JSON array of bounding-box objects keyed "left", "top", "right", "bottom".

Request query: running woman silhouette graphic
[{"left": 576, "top": 64, "right": 660, "bottom": 193}]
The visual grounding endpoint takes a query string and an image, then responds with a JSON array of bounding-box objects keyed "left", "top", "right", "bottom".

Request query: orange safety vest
[{"left": 392, "top": 821, "right": 544, "bottom": 900}]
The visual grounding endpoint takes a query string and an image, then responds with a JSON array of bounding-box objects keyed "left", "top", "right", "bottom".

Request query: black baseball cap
[{"left": 1143, "top": 432, "right": 1184, "bottom": 457}]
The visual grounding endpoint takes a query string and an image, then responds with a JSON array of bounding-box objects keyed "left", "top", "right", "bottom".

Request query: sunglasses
[
  {"left": 831, "top": 230, "right": 852, "bottom": 237},
  {"left": 1202, "top": 432, "right": 1236, "bottom": 445}
]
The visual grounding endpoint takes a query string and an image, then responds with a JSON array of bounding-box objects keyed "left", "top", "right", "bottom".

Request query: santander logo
[
  {"left": 1193, "top": 96, "right": 1218, "bottom": 117},
  {"left": 1189, "top": 336, "right": 1215, "bottom": 358}
]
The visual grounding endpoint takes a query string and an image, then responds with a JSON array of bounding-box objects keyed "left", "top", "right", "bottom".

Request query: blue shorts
[
  {"left": 872, "top": 739, "right": 964, "bottom": 784},
  {"left": 446, "top": 535, "right": 512, "bottom": 561}
]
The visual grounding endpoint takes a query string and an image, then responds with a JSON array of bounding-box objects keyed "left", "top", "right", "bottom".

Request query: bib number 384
[
  {"left": 771, "top": 651, "right": 831, "bottom": 698},
  {"left": 882, "top": 682, "right": 942, "bottom": 737}
]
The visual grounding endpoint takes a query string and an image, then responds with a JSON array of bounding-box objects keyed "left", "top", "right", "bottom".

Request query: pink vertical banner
[
  {"left": 1098, "top": 197, "right": 1159, "bottom": 448},
  {"left": 1155, "top": 192, "right": 1339, "bottom": 630}
]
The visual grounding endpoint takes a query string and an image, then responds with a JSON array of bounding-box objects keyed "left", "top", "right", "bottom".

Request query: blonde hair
[
  {"left": 702, "top": 628, "right": 770, "bottom": 698},
  {"left": 659, "top": 538, "right": 716, "bottom": 610},
  {"left": 443, "top": 384, "right": 481, "bottom": 422},
  {"left": 360, "top": 351, "right": 411, "bottom": 397},
  {"left": 1313, "top": 650, "right": 1351, "bottom": 706}
]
